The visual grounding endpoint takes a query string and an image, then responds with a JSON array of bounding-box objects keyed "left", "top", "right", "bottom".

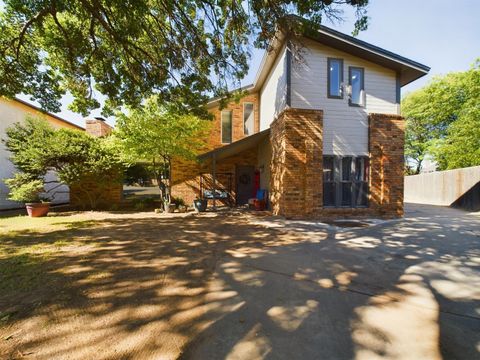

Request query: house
[
  {"left": 0, "top": 97, "right": 85, "bottom": 210},
  {"left": 0, "top": 97, "right": 117, "bottom": 210},
  {"left": 172, "top": 22, "right": 429, "bottom": 218}
]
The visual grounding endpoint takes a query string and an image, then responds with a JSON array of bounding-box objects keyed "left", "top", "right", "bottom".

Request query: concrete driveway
[{"left": 182, "top": 204, "right": 480, "bottom": 360}]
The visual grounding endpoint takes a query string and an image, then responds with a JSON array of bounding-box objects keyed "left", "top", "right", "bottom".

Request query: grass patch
[{"left": 0, "top": 213, "right": 101, "bottom": 297}]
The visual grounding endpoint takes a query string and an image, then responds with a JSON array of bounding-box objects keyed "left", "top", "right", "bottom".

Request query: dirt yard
[
  {"left": 0, "top": 210, "right": 303, "bottom": 359},
  {"left": 0, "top": 205, "right": 479, "bottom": 359}
]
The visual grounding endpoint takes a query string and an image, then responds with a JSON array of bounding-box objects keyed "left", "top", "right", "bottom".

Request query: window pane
[
  {"left": 323, "top": 183, "right": 336, "bottom": 206},
  {"left": 243, "top": 103, "right": 254, "bottom": 135},
  {"left": 342, "top": 157, "right": 352, "bottom": 181},
  {"left": 323, "top": 156, "right": 334, "bottom": 182},
  {"left": 221, "top": 111, "right": 232, "bottom": 143},
  {"left": 341, "top": 183, "right": 352, "bottom": 206},
  {"left": 329, "top": 59, "right": 342, "bottom": 97},
  {"left": 354, "top": 182, "right": 368, "bottom": 206},
  {"left": 355, "top": 157, "right": 366, "bottom": 181},
  {"left": 350, "top": 68, "right": 363, "bottom": 105}
]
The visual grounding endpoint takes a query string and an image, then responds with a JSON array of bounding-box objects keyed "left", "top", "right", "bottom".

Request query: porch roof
[{"left": 197, "top": 129, "right": 270, "bottom": 161}]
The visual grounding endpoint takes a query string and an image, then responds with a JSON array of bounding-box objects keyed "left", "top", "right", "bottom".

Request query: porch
[{"left": 197, "top": 129, "right": 271, "bottom": 209}]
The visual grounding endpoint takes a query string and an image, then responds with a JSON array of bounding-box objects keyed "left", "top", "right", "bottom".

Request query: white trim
[{"left": 220, "top": 110, "right": 233, "bottom": 144}]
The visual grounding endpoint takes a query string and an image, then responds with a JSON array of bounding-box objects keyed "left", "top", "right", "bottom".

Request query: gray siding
[{"left": 290, "top": 39, "right": 398, "bottom": 156}]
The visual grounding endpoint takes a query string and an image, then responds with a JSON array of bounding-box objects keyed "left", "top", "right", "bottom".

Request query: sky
[{"left": 15, "top": 0, "right": 480, "bottom": 128}]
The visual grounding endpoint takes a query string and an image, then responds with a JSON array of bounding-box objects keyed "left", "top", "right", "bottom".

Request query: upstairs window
[
  {"left": 328, "top": 58, "right": 343, "bottom": 99},
  {"left": 221, "top": 110, "right": 232, "bottom": 144},
  {"left": 243, "top": 103, "right": 254, "bottom": 136},
  {"left": 349, "top": 67, "right": 365, "bottom": 106}
]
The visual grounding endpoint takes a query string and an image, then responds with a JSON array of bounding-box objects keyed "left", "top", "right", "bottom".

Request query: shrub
[{"left": 4, "top": 175, "right": 45, "bottom": 203}]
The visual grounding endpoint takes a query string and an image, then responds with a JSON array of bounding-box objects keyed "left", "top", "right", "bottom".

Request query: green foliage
[
  {"left": 171, "top": 197, "right": 185, "bottom": 208},
  {"left": 0, "top": 1, "right": 368, "bottom": 116},
  {"left": 3, "top": 117, "right": 125, "bottom": 206},
  {"left": 114, "top": 96, "right": 209, "bottom": 203},
  {"left": 402, "top": 61, "right": 480, "bottom": 172},
  {"left": 5, "top": 177, "right": 44, "bottom": 203}
]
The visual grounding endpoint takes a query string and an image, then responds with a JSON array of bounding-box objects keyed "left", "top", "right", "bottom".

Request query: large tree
[
  {"left": 0, "top": 0, "right": 368, "bottom": 116},
  {"left": 402, "top": 61, "right": 480, "bottom": 173},
  {"left": 114, "top": 96, "right": 209, "bottom": 205}
]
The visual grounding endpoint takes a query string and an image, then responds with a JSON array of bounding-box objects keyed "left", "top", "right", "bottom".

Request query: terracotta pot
[{"left": 26, "top": 202, "right": 50, "bottom": 217}]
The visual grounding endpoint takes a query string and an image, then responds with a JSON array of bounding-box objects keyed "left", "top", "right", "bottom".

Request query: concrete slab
[{"left": 181, "top": 204, "right": 480, "bottom": 360}]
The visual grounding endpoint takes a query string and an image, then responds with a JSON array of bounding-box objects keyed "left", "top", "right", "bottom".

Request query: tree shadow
[{"left": 0, "top": 205, "right": 478, "bottom": 359}]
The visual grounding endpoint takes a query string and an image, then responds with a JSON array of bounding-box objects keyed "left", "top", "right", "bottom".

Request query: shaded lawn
[{"left": 0, "top": 211, "right": 294, "bottom": 359}]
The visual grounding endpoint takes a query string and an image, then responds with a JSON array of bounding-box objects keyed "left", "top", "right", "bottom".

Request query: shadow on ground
[{"left": 0, "top": 204, "right": 479, "bottom": 359}]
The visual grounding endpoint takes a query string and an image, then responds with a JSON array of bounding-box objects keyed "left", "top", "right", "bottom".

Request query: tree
[
  {"left": 402, "top": 61, "right": 480, "bottom": 173},
  {"left": 3, "top": 117, "right": 124, "bottom": 208},
  {"left": 0, "top": 1, "right": 368, "bottom": 116},
  {"left": 114, "top": 96, "right": 209, "bottom": 206}
]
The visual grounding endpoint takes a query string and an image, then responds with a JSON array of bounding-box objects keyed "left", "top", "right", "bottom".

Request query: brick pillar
[
  {"left": 85, "top": 117, "right": 113, "bottom": 137},
  {"left": 270, "top": 108, "right": 323, "bottom": 218},
  {"left": 369, "top": 113, "right": 405, "bottom": 217}
]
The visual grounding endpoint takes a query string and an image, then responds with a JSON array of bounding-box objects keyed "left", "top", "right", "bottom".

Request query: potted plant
[
  {"left": 163, "top": 199, "right": 176, "bottom": 213},
  {"left": 172, "top": 197, "right": 188, "bottom": 213},
  {"left": 193, "top": 197, "right": 207, "bottom": 212},
  {"left": 5, "top": 176, "right": 50, "bottom": 217}
]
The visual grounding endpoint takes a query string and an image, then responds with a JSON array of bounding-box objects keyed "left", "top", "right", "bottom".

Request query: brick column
[
  {"left": 369, "top": 113, "right": 405, "bottom": 217},
  {"left": 269, "top": 108, "right": 323, "bottom": 218}
]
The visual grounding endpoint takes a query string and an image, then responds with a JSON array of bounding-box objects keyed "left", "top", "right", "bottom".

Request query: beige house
[{"left": 0, "top": 97, "right": 84, "bottom": 210}]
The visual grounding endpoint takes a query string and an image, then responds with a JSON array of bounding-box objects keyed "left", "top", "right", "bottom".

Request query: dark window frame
[
  {"left": 327, "top": 58, "right": 344, "bottom": 99},
  {"left": 323, "top": 155, "right": 369, "bottom": 208},
  {"left": 221, "top": 110, "right": 233, "bottom": 144},
  {"left": 348, "top": 66, "right": 365, "bottom": 107}
]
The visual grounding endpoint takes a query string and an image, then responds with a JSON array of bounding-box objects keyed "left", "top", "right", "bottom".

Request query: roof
[
  {"left": 208, "top": 18, "right": 429, "bottom": 105},
  {"left": 301, "top": 22, "right": 430, "bottom": 86},
  {"left": 198, "top": 129, "right": 270, "bottom": 161},
  {"left": 11, "top": 97, "right": 84, "bottom": 130}
]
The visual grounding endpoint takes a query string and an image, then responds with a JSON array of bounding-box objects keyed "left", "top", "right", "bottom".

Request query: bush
[
  {"left": 171, "top": 196, "right": 185, "bottom": 208},
  {"left": 4, "top": 175, "right": 45, "bottom": 203}
]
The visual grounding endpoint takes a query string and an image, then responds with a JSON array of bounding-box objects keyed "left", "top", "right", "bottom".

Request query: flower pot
[
  {"left": 26, "top": 202, "right": 50, "bottom": 217},
  {"left": 193, "top": 199, "right": 207, "bottom": 212}
]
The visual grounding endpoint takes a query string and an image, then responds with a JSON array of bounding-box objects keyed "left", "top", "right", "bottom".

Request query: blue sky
[{"left": 16, "top": 0, "right": 480, "bottom": 127}]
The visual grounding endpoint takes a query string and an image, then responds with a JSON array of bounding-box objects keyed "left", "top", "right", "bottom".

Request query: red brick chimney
[{"left": 85, "top": 117, "right": 113, "bottom": 137}]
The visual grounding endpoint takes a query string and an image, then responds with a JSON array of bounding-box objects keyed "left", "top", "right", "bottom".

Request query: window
[
  {"left": 243, "top": 103, "right": 254, "bottom": 135},
  {"left": 349, "top": 67, "right": 364, "bottom": 106},
  {"left": 221, "top": 110, "right": 232, "bottom": 144},
  {"left": 328, "top": 58, "right": 343, "bottom": 98},
  {"left": 323, "top": 155, "right": 369, "bottom": 207}
]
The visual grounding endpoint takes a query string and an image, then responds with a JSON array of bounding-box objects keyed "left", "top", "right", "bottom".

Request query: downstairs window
[{"left": 323, "top": 155, "right": 369, "bottom": 208}]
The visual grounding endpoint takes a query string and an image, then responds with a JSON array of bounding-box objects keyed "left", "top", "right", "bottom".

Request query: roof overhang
[
  {"left": 198, "top": 128, "right": 270, "bottom": 161},
  {"left": 302, "top": 24, "right": 430, "bottom": 86}
]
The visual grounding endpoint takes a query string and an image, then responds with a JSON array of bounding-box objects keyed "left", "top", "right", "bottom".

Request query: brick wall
[
  {"left": 270, "top": 108, "right": 323, "bottom": 218},
  {"left": 69, "top": 118, "right": 122, "bottom": 209},
  {"left": 85, "top": 118, "right": 113, "bottom": 137},
  {"left": 368, "top": 113, "right": 405, "bottom": 217},
  {"left": 171, "top": 93, "right": 260, "bottom": 204}
]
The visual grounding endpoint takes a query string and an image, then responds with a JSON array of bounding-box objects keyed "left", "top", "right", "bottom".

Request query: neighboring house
[
  {"left": 0, "top": 97, "right": 84, "bottom": 210},
  {"left": 172, "top": 22, "right": 429, "bottom": 218}
]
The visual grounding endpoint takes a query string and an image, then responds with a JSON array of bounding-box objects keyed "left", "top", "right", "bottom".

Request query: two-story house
[{"left": 171, "top": 22, "right": 429, "bottom": 218}]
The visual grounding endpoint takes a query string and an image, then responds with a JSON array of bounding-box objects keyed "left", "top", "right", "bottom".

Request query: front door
[{"left": 236, "top": 165, "right": 255, "bottom": 205}]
